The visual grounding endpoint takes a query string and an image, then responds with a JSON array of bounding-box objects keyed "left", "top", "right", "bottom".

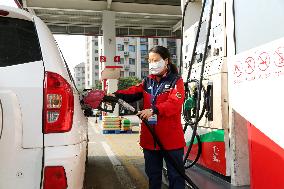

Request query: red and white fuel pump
[{"left": 181, "top": 0, "right": 284, "bottom": 188}]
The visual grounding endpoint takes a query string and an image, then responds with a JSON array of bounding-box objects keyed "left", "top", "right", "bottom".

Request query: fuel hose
[
  {"left": 115, "top": 98, "right": 200, "bottom": 189},
  {"left": 182, "top": 0, "right": 215, "bottom": 169}
]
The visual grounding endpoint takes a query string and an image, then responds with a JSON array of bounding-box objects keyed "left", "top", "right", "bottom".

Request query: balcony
[
  {"left": 124, "top": 51, "right": 129, "bottom": 56},
  {"left": 123, "top": 38, "right": 129, "bottom": 43}
]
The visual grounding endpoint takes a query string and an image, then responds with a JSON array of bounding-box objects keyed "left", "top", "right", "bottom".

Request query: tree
[
  {"left": 93, "top": 80, "right": 102, "bottom": 90},
  {"left": 118, "top": 77, "right": 141, "bottom": 90},
  {"left": 117, "top": 77, "right": 142, "bottom": 115}
]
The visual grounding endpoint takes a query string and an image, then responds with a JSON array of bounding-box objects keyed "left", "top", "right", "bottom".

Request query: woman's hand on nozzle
[{"left": 136, "top": 109, "right": 153, "bottom": 120}]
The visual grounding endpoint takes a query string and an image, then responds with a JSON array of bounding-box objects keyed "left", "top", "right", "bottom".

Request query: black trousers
[{"left": 143, "top": 148, "right": 185, "bottom": 189}]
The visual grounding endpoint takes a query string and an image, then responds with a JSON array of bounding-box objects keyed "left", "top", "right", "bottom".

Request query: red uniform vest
[{"left": 115, "top": 72, "right": 185, "bottom": 150}]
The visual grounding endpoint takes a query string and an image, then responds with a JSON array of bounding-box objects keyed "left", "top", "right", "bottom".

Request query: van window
[{"left": 0, "top": 17, "right": 42, "bottom": 67}]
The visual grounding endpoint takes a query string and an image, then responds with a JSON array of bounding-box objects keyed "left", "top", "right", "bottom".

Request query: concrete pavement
[
  {"left": 85, "top": 116, "right": 252, "bottom": 189},
  {"left": 85, "top": 117, "right": 168, "bottom": 189}
]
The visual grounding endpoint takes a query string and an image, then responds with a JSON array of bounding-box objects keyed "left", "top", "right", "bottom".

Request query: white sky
[
  {"left": 54, "top": 35, "right": 86, "bottom": 76},
  {"left": 0, "top": 0, "right": 17, "bottom": 7}
]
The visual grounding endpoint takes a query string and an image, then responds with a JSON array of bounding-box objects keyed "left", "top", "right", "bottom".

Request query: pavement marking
[
  {"left": 104, "top": 139, "right": 148, "bottom": 189},
  {"left": 101, "top": 141, "right": 121, "bottom": 166},
  {"left": 90, "top": 124, "right": 100, "bottom": 134},
  {"left": 92, "top": 127, "right": 100, "bottom": 134},
  {"left": 89, "top": 119, "right": 139, "bottom": 188},
  {"left": 101, "top": 141, "right": 136, "bottom": 189},
  {"left": 93, "top": 127, "right": 100, "bottom": 134}
]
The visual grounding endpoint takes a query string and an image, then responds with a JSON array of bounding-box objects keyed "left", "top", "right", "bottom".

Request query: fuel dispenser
[
  {"left": 181, "top": 0, "right": 230, "bottom": 177},
  {"left": 182, "top": 0, "right": 284, "bottom": 188}
]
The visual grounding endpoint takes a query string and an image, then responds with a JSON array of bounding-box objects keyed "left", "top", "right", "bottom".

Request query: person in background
[{"left": 110, "top": 46, "right": 185, "bottom": 189}]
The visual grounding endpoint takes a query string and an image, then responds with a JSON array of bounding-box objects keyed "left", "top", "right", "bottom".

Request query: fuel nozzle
[
  {"left": 81, "top": 89, "right": 137, "bottom": 114},
  {"left": 81, "top": 89, "right": 117, "bottom": 113}
]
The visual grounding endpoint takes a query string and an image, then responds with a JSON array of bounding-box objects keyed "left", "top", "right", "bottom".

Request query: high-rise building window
[
  {"left": 142, "top": 71, "right": 149, "bottom": 78},
  {"left": 170, "top": 48, "right": 176, "bottom": 55},
  {"left": 140, "top": 38, "right": 148, "bottom": 43},
  {"left": 129, "top": 45, "right": 135, "bottom": 52},
  {"left": 95, "top": 65, "right": 99, "bottom": 69},
  {"left": 129, "top": 72, "right": 135, "bottom": 76},
  {"left": 141, "top": 44, "right": 148, "bottom": 57},
  {"left": 153, "top": 38, "right": 159, "bottom": 45},
  {"left": 95, "top": 50, "right": 98, "bottom": 53},
  {"left": 141, "top": 50, "right": 148, "bottom": 57},
  {"left": 141, "top": 63, "right": 149, "bottom": 69},
  {"left": 117, "top": 44, "right": 124, "bottom": 51},
  {"left": 120, "top": 71, "right": 124, "bottom": 77},
  {"left": 141, "top": 44, "right": 148, "bottom": 51},
  {"left": 95, "top": 72, "right": 98, "bottom": 76},
  {"left": 118, "top": 58, "right": 124, "bottom": 64},
  {"left": 129, "top": 58, "right": 135, "bottom": 65},
  {"left": 141, "top": 57, "right": 148, "bottom": 64},
  {"left": 95, "top": 57, "right": 98, "bottom": 61}
]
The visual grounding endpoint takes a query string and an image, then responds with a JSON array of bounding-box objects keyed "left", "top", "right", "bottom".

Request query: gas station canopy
[{"left": 24, "top": 0, "right": 181, "bottom": 37}]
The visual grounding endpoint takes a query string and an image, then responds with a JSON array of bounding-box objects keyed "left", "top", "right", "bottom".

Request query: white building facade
[
  {"left": 86, "top": 36, "right": 181, "bottom": 86},
  {"left": 73, "top": 62, "right": 86, "bottom": 91},
  {"left": 85, "top": 37, "right": 100, "bottom": 89}
]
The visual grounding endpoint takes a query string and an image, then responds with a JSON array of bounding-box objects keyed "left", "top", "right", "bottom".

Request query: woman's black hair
[{"left": 149, "top": 46, "right": 178, "bottom": 74}]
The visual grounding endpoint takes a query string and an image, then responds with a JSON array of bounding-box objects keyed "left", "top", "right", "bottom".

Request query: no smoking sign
[
  {"left": 274, "top": 47, "right": 284, "bottom": 67},
  {"left": 258, "top": 52, "right": 270, "bottom": 71},
  {"left": 245, "top": 57, "right": 255, "bottom": 74}
]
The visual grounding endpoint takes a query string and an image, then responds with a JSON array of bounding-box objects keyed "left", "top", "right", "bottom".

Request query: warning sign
[
  {"left": 273, "top": 47, "right": 284, "bottom": 67},
  {"left": 230, "top": 37, "right": 284, "bottom": 85},
  {"left": 244, "top": 57, "right": 255, "bottom": 74},
  {"left": 234, "top": 63, "right": 242, "bottom": 78},
  {"left": 258, "top": 52, "right": 270, "bottom": 71}
]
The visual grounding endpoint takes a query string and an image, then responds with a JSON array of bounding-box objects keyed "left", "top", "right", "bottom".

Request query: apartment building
[
  {"left": 73, "top": 62, "right": 86, "bottom": 91},
  {"left": 86, "top": 36, "right": 180, "bottom": 88},
  {"left": 85, "top": 37, "right": 100, "bottom": 89}
]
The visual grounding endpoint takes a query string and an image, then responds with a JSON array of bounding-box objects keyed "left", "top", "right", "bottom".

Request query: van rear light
[
  {"left": 43, "top": 166, "right": 68, "bottom": 189},
  {"left": 43, "top": 72, "right": 74, "bottom": 133},
  {"left": 47, "top": 94, "right": 62, "bottom": 108},
  {"left": 0, "top": 10, "right": 9, "bottom": 16}
]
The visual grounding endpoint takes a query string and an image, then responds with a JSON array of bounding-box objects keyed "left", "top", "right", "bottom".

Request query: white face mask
[{"left": 149, "top": 59, "right": 166, "bottom": 75}]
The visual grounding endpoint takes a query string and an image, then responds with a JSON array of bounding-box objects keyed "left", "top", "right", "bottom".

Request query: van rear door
[
  {"left": 0, "top": 100, "right": 2, "bottom": 139},
  {"left": 0, "top": 7, "right": 44, "bottom": 189}
]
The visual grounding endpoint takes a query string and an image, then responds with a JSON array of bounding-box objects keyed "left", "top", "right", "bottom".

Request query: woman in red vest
[{"left": 113, "top": 46, "right": 185, "bottom": 189}]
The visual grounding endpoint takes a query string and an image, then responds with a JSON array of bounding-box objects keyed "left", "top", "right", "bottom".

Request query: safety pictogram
[
  {"left": 244, "top": 57, "right": 255, "bottom": 74},
  {"left": 234, "top": 62, "right": 242, "bottom": 77},
  {"left": 273, "top": 47, "right": 284, "bottom": 67},
  {"left": 258, "top": 52, "right": 270, "bottom": 71}
]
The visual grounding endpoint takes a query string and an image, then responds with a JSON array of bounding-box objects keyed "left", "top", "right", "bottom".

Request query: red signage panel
[
  {"left": 114, "top": 56, "right": 120, "bottom": 62},
  {"left": 100, "top": 56, "right": 106, "bottom": 62}
]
